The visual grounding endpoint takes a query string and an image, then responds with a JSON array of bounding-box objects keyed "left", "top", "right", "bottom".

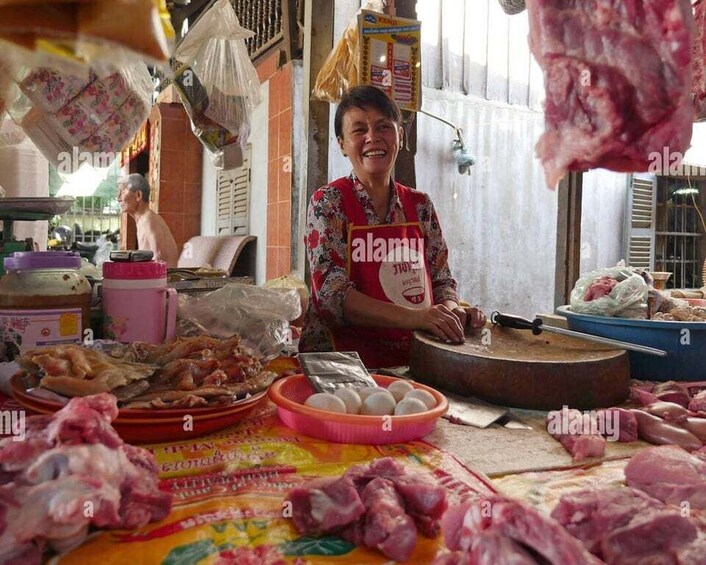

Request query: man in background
[{"left": 117, "top": 174, "right": 179, "bottom": 267}]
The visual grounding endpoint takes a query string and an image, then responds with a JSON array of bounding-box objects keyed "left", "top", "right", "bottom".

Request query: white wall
[
  {"left": 579, "top": 170, "right": 629, "bottom": 276},
  {"left": 249, "top": 81, "right": 269, "bottom": 285},
  {"left": 417, "top": 88, "right": 556, "bottom": 318},
  {"left": 200, "top": 82, "right": 269, "bottom": 285}
]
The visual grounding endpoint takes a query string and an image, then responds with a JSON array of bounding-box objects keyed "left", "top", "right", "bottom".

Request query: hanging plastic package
[
  {"left": 2, "top": 47, "right": 153, "bottom": 170},
  {"left": 173, "top": 0, "right": 261, "bottom": 170},
  {"left": 312, "top": 1, "right": 384, "bottom": 103},
  {"left": 0, "top": 0, "right": 174, "bottom": 68}
]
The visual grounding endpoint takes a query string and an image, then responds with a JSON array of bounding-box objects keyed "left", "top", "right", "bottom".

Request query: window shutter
[
  {"left": 625, "top": 172, "right": 656, "bottom": 270},
  {"left": 216, "top": 145, "right": 251, "bottom": 236}
]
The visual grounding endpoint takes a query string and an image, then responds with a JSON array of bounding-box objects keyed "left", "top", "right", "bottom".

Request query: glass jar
[{"left": 0, "top": 251, "right": 92, "bottom": 356}]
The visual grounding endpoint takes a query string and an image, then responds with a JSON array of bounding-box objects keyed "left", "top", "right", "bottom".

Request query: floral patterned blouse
[{"left": 299, "top": 173, "right": 459, "bottom": 352}]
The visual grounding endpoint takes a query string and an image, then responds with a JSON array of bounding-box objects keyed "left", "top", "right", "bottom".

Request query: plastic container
[
  {"left": 268, "top": 374, "right": 448, "bottom": 444},
  {"left": 0, "top": 251, "right": 91, "bottom": 354},
  {"left": 102, "top": 260, "right": 177, "bottom": 344},
  {"left": 557, "top": 305, "right": 706, "bottom": 381}
]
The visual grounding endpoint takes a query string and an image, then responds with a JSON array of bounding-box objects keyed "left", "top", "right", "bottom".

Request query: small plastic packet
[{"left": 298, "top": 351, "right": 377, "bottom": 394}]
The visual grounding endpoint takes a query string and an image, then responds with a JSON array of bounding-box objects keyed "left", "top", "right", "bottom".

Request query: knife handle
[{"left": 490, "top": 312, "right": 543, "bottom": 335}]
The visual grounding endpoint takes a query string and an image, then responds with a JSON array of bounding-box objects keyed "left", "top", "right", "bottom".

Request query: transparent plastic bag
[
  {"left": 177, "top": 283, "right": 302, "bottom": 360},
  {"left": 174, "top": 0, "right": 261, "bottom": 169},
  {"left": 263, "top": 274, "right": 310, "bottom": 326},
  {"left": 570, "top": 266, "right": 649, "bottom": 318},
  {"left": 6, "top": 55, "right": 152, "bottom": 168}
]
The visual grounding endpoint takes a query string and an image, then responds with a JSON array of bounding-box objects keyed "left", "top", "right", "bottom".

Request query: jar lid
[
  {"left": 103, "top": 260, "right": 167, "bottom": 280},
  {"left": 4, "top": 251, "right": 81, "bottom": 270}
]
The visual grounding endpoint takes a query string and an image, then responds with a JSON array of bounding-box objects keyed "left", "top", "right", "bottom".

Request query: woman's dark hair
[{"left": 334, "top": 85, "right": 402, "bottom": 138}]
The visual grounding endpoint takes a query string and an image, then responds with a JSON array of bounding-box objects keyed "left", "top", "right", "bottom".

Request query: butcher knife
[{"left": 490, "top": 312, "right": 668, "bottom": 357}]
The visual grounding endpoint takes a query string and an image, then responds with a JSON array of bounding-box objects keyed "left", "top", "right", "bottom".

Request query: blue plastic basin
[{"left": 556, "top": 305, "right": 706, "bottom": 382}]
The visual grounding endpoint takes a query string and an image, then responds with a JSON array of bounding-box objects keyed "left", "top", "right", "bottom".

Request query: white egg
[
  {"left": 387, "top": 380, "right": 415, "bottom": 402},
  {"left": 305, "top": 393, "right": 347, "bottom": 413},
  {"left": 404, "top": 389, "right": 437, "bottom": 409},
  {"left": 358, "top": 386, "right": 392, "bottom": 401},
  {"left": 334, "top": 388, "right": 362, "bottom": 414},
  {"left": 361, "top": 391, "right": 397, "bottom": 415},
  {"left": 394, "top": 398, "right": 429, "bottom": 415}
]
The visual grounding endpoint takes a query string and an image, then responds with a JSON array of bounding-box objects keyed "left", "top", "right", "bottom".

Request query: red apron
[{"left": 330, "top": 177, "right": 433, "bottom": 368}]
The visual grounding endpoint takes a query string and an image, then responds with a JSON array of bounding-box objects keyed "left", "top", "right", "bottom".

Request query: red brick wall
[
  {"left": 155, "top": 103, "right": 203, "bottom": 254},
  {"left": 258, "top": 51, "right": 294, "bottom": 281}
]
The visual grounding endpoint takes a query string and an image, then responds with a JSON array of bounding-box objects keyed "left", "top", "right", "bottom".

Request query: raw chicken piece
[
  {"left": 625, "top": 446, "right": 706, "bottom": 509},
  {"left": 526, "top": 0, "right": 694, "bottom": 187}
]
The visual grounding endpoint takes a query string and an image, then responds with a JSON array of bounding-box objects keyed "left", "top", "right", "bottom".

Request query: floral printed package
[{"left": 14, "top": 62, "right": 152, "bottom": 167}]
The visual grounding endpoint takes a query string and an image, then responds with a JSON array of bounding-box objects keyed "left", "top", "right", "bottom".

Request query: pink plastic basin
[{"left": 268, "top": 374, "right": 448, "bottom": 444}]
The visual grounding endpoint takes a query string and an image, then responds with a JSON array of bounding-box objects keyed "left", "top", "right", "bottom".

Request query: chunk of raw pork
[
  {"left": 526, "top": 0, "right": 694, "bottom": 187},
  {"left": 625, "top": 445, "right": 706, "bottom": 509},
  {"left": 0, "top": 394, "right": 172, "bottom": 564},
  {"left": 439, "top": 495, "right": 602, "bottom": 564}
]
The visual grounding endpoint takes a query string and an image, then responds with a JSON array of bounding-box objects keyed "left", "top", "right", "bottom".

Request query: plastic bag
[
  {"left": 0, "top": 0, "right": 174, "bottom": 67},
  {"left": 5, "top": 55, "right": 152, "bottom": 169},
  {"left": 263, "top": 274, "right": 309, "bottom": 326},
  {"left": 312, "top": 0, "right": 383, "bottom": 103},
  {"left": 570, "top": 265, "right": 649, "bottom": 318},
  {"left": 92, "top": 239, "right": 114, "bottom": 268},
  {"left": 177, "top": 283, "right": 302, "bottom": 360},
  {"left": 174, "top": 0, "right": 261, "bottom": 169}
]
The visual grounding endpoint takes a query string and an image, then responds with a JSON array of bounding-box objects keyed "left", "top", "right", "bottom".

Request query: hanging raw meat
[
  {"left": 694, "top": 0, "right": 706, "bottom": 120},
  {"left": 526, "top": 0, "right": 694, "bottom": 188}
]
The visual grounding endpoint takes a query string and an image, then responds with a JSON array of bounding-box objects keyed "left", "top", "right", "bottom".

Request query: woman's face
[{"left": 338, "top": 105, "right": 402, "bottom": 183}]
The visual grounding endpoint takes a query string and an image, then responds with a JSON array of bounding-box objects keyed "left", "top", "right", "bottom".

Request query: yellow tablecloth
[{"left": 57, "top": 402, "right": 496, "bottom": 565}]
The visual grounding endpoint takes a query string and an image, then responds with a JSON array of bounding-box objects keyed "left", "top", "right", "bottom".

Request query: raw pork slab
[{"left": 526, "top": 0, "right": 694, "bottom": 187}]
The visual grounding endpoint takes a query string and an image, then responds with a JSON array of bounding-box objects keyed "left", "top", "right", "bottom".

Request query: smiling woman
[{"left": 299, "top": 85, "right": 486, "bottom": 369}]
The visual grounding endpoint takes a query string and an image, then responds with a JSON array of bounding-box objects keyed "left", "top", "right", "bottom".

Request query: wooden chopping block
[{"left": 409, "top": 325, "right": 629, "bottom": 410}]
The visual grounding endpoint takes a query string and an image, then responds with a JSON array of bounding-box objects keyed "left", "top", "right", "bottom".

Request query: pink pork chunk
[
  {"left": 288, "top": 476, "right": 365, "bottom": 536},
  {"left": 551, "top": 487, "right": 703, "bottom": 564},
  {"left": 0, "top": 394, "right": 171, "bottom": 564},
  {"left": 526, "top": 0, "right": 694, "bottom": 188},
  {"left": 440, "top": 496, "right": 602, "bottom": 565},
  {"left": 625, "top": 445, "right": 706, "bottom": 509}
]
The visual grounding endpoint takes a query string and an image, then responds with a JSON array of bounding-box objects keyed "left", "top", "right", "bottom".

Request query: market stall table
[{"left": 0, "top": 393, "right": 496, "bottom": 564}]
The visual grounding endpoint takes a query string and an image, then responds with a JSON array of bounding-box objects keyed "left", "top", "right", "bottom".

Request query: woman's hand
[
  {"left": 466, "top": 307, "right": 487, "bottom": 332},
  {"left": 412, "top": 304, "right": 465, "bottom": 344}
]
